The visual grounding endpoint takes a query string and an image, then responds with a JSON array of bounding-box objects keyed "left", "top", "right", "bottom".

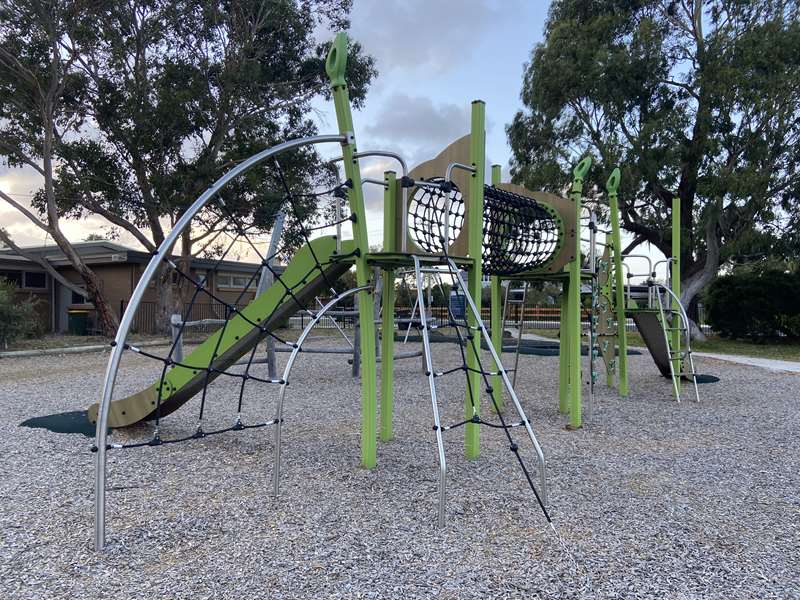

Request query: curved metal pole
[
  {"left": 331, "top": 150, "right": 409, "bottom": 251},
  {"left": 653, "top": 258, "right": 673, "bottom": 284},
  {"left": 271, "top": 285, "right": 370, "bottom": 496},
  {"left": 93, "top": 133, "right": 346, "bottom": 551},
  {"left": 622, "top": 253, "right": 655, "bottom": 278},
  {"left": 654, "top": 283, "right": 700, "bottom": 403}
]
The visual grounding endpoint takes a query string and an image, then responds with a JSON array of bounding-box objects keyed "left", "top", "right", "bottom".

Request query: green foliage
[
  {"left": 0, "top": 278, "right": 44, "bottom": 346},
  {"left": 705, "top": 270, "right": 800, "bottom": 340},
  {"left": 9, "top": 0, "right": 376, "bottom": 257},
  {"left": 508, "top": 0, "right": 800, "bottom": 301}
]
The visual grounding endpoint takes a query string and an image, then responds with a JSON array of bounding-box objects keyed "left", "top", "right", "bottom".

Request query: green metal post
[
  {"left": 465, "top": 101, "right": 486, "bottom": 459},
  {"left": 567, "top": 157, "right": 591, "bottom": 429},
  {"left": 380, "top": 171, "right": 397, "bottom": 441},
  {"left": 606, "top": 168, "right": 628, "bottom": 397},
  {"left": 489, "top": 164, "right": 504, "bottom": 412},
  {"left": 671, "top": 195, "right": 681, "bottom": 397},
  {"left": 326, "top": 33, "right": 378, "bottom": 468},
  {"left": 558, "top": 281, "right": 570, "bottom": 413}
]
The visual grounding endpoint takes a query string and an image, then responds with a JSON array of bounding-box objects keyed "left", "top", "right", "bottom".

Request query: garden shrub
[
  {"left": 0, "top": 277, "right": 43, "bottom": 347},
  {"left": 705, "top": 270, "right": 800, "bottom": 340}
]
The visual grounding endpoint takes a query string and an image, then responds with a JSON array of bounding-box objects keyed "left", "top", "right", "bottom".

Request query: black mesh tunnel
[
  {"left": 482, "top": 185, "right": 560, "bottom": 276},
  {"left": 408, "top": 181, "right": 561, "bottom": 275}
]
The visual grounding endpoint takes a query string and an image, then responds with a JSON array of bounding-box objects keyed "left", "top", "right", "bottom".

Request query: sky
[{"left": 0, "top": 0, "right": 662, "bottom": 280}]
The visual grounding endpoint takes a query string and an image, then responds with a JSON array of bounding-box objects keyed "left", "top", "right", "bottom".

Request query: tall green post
[
  {"left": 326, "top": 33, "right": 378, "bottom": 468},
  {"left": 671, "top": 195, "right": 681, "bottom": 397},
  {"left": 465, "top": 100, "right": 486, "bottom": 459},
  {"left": 558, "top": 283, "right": 570, "bottom": 413},
  {"left": 606, "top": 168, "right": 628, "bottom": 396},
  {"left": 380, "top": 171, "right": 397, "bottom": 441},
  {"left": 489, "top": 164, "right": 504, "bottom": 412},
  {"left": 567, "top": 157, "right": 591, "bottom": 429}
]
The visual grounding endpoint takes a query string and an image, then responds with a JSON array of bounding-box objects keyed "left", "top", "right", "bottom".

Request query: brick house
[{"left": 0, "top": 241, "right": 281, "bottom": 334}]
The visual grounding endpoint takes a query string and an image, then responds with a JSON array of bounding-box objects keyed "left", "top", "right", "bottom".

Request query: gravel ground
[{"left": 0, "top": 338, "right": 798, "bottom": 599}]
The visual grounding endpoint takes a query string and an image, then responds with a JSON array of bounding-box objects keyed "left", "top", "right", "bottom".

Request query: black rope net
[
  {"left": 99, "top": 158, "right": 357, "bottom": 450},
  {"left": 407, "top": 178, "right": 465, "bottom": 254},
  {"left": 418, "top": 264, "right": 552, "bottom": 524},
  {"left": 482, "top": 185, "right": 560, "bottom": 276},
  {"left": 408, "top": 182, "right": 560, "bottom": 275}
]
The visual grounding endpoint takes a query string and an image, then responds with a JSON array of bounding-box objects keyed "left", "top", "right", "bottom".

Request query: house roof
[{"left": 0, "top": 240, "right": 281, "bottom": 273}]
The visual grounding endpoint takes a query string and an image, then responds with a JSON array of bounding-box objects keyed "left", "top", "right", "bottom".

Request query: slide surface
[
  {"left": 88, "top": 236, "right": 353, "bottom": 428},
  {"left": 628, "top": 309, "right": 671, "bottom": 378}
]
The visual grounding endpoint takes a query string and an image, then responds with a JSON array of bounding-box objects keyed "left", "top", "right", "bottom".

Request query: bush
[
  {"left": 705, "top": 270, "right": 800, "bottom": 340},
  {"left": 0, "top": 278, "right": 44, "bottom": 347}
]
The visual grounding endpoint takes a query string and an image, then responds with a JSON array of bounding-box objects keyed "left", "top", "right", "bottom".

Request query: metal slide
[
  {"left": 87, "top": 236, "right": 354, "bottom": 428},
  {"left": 628, "top": 310, "right": 672, "bottom": 378}
]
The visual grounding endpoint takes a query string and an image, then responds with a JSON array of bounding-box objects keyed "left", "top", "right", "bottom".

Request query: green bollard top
[
  {"left": 573, "top": 156, "right": 592, "bottom": 179},
  {"left": 326, "top": 32, "right": 348, "bottom": 88},
  {"left": 606, "top": 167, "right": 621, "bottom": 194}
]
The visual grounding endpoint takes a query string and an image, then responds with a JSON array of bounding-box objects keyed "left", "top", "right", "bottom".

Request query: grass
[{"left": 526, "top": 328, "right": 800, "bottom": 362}]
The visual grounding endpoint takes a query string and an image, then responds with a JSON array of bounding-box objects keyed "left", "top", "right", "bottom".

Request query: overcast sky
[{"left": 0, "top": 0, "right": 660, "bottom": 278}]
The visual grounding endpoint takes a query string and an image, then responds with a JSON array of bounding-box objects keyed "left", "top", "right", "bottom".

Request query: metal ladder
[
  {"left": 501, "top": 280, "right": 528, "bottom": 387},
  {"left": 653, "top": 283, "right": 700, "bottom": 403},
  {"left": 412, "top": 256, "right": 548, "bottom": 527}
]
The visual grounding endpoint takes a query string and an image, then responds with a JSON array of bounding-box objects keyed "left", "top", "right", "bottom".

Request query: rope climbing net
[
  {"left": 408, "top": 181, "right": 560, "bottom": 275},
  {"left": 407, "top": 177, "right": 466, "bottom": 254},
  {"left": 96, "top": 158, "right": 357, "bottom": 451},
  {"left": 482, "top": 185, "right": 560, "bottom": 276},
  {"left": 410, "top": 256, "right": 552, "bottom": 527}
]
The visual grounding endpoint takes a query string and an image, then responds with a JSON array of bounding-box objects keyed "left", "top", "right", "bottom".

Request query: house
[{"left": 0, "top": 241, "right": 282, "bottom": 334}]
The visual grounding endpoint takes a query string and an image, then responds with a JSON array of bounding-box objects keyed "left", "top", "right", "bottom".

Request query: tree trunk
[{"left": 680, "top": 210, "right": 721, "bottom": 341}]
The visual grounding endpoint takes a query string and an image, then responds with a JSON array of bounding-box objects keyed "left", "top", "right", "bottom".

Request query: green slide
[{"left": 88, "top": 236, "right": 354, "bottom": 428}]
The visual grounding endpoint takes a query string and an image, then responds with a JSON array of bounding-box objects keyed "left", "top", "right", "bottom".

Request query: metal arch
[
  {"left": 93, "top": 133, "right": 347, "bottom": 551},
  {"left": 330, "top": 150, "right": 410, "bottom": 251},
  {"left": 271, "top": 285, "right": 371, "bottom": 497}
]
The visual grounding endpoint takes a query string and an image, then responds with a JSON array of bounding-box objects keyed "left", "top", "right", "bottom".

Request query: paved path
[
  {"left": 508, "top": 327, "right": 800, "bottom": 374},
  {"left": 692, "top": 352, "right": 800, "bottom": 373}
]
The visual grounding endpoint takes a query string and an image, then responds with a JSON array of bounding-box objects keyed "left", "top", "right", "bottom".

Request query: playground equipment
[
  {"left": 496, "top": 167, "right": 701, "bottom": 418},
  {"left": 488, "top": 160, "right": 590, "bottom": 429},
  {"left": 89, "top": 33, "right": 588, "bottom": 550},
  {"left": 591, "top": 173, "right": 700, "bottom": 402}
]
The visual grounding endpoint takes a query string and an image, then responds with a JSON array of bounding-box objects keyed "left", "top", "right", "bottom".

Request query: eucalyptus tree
[
  {"left": 508, "top": 0, "right": 800, "bottom": 335},
  {"left": 0, "top": 0, "right": 120, "bottom": 333},
  {"left": 45, "top": 0, "right": 375, "bottom": 331}
]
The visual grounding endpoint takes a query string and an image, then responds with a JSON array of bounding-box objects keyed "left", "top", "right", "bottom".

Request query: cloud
[
  {"left": 350, "top": 0, "right": 521, "bottom": 75},
  {"left": 364, "top": 93, "right": 472, "bottom": 159}
]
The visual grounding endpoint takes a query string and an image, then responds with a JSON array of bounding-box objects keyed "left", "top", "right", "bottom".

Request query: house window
[
  {"left": 23, "top": 271, "right": 47, "bottom": 289},
  {"left": 0, "top": 270, "right": 46, "bottom": 289},
  {"left": 0, "top": 270, "right": 23, "bottom": 286},
  {"left": 217, "top": 272, "right": 253, "bottom": 290},
  {"left": 71, "top": 289, "right": 89, "bottom": 304}
]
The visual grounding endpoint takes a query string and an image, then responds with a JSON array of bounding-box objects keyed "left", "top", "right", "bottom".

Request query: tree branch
[{"left": 0, "top": 227, "right": 86, "bottom": 297}]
